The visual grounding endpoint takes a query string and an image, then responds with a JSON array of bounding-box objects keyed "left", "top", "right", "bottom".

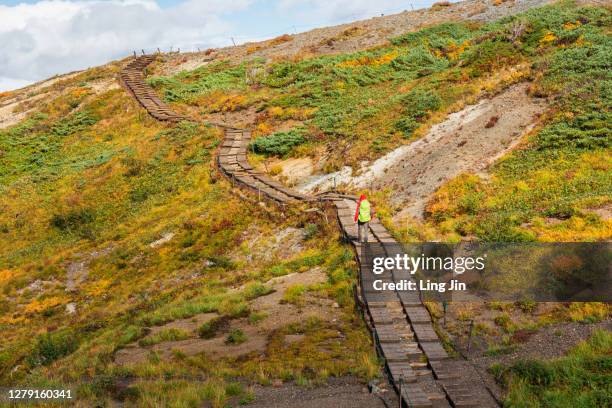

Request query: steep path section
[
  {"left": 119, "top": 55, "right": 189, "bottom": 122},
  {"left": 120, "top": 54, "right": 499, "bottom": 408}
]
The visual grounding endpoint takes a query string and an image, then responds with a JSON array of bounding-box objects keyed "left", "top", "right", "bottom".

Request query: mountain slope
[{"left": 0, "top": 1, "right": 610, "bottom": 407}]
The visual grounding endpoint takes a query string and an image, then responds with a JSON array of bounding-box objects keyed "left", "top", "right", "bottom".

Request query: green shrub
[
  {"left": 138, "top": 328, "right": 190, "bottom": 347},
  {"left": 399, "top": 89, "right": 441, "bottom": 120},
  {"left": 485, "top": 344, "right": 517, "bottom": 357},
  {"left": 496, "top": 330, "right": 612, "bottom": 406},
  {"left": 536, "top": 111, "right": 611, "bottom": 150},
  {"left": 282, "top": 284, "right": 306, "bottom": 305},
  {"left": 50, "top": 208, "right": 95, "bottom": 233},
  {"left": 225, "top": 381, "right": 243, "bottom": 396},
  {"left": 51, "top": 111, "right": 98, "bottom": 136},
  {"left": 391, "top": 46, "right": 449, "bottom": 74},
  {"left": 149, "top": 61, "right": 247, "bottom": 102},
  {"left": 251, "top": 128, "right": 306, "bottom": 156},
  {"left": 303, "top": 223, "right": 318, "bottom": 240},
  {"left": 494, "top": 313, "right": 514, "bottom": 332},
  {"left": 27, "top": 331, "right": 78, "bottom": 366},
  {"left": 394, "top": 89, "right": 441, "bottom": 137},
  {"left": 394, "top": 117, "right": 419, "bottom": 138},
  {"left": 248, "top": 312, "right": 268, "bottom": 324},
  {"left": 197, "top": 317, "right": 227, "bottom": 339},
  {"left": 242, "top": 283, "right": 274, "bottom": 300},
  {"left": 516, "top": 299, "right": 537, "bottom": 314},
  {"left": 390, "top": 22, "right": 476, "bottom": 47},
  {"left": 225, "top": 329, "right": 247, "bottom": 345}
]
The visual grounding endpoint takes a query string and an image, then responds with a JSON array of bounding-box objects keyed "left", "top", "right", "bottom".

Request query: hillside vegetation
[
  {"left": 0, "top": 61, "right": 374, "bottom": 406},
  {"left": 150, "top": 1, "right": 611, "bottom": 243},
  {"left": 0, "top": 1, "right": 610, "bottom": 407}
]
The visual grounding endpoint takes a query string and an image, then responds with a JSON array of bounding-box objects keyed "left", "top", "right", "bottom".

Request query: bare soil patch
[
  {"left": 272, "top": 158, "right": 315, "bottom": 186},
  {"left": 65, "top": 246, "right": 113, "bottom": 292},
  {"left": 353, "top": 83, "right": 546, "bottom": 219},
  {"left": 148, "top": 312, "right": 217, "bottom": 335},
  {"left": 250, "top": 268, "right": 332, "bottom": 332},
  {"left": 586, "top": 202, "right": 612, "bottom": 221},
  {"left": 114, "top": 268, "right": 330, "bottom": 365},
  {"left": 0, "top": 72, "right": 82, "bottom": 129},
  {"left": 232, "top": 226, "right": 306, "bottom": 263}
]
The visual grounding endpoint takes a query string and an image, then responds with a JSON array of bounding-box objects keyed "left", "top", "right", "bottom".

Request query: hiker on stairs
[{"left": 354, "top": 194, "right": 373, "bottom": 243}]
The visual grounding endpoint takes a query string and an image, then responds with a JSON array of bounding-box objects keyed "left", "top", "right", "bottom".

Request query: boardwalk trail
[{"left": 120, "top": 54, "right": 499, "bottom": 408}]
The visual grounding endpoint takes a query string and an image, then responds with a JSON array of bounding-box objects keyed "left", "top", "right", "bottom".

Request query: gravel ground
[{"left": 242, "top": 376, "right": 398, "bottom": 408}]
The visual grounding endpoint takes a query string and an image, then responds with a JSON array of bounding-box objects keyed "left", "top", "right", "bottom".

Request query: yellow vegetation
[
  {"left": 269, "top": 165, "right": 282, "bottom": 176},
  {"left": 563, "top": 20, "right": 582, "bottom": 30},
  {"left": 574, "top": 35, "right": 589, "bottom": 47},
  {"left": 210, "top": 93, "right": 248, "bottom": 112},
  {"left": 530, "top": 215, "right": 612, "bottom": 242},
  {"left": 71, "top": 87, "right": 90, "bottom": 99},
  {"left": 24, "top": 296, "right": 65, "bottom": 315},
  {"left": 267, "top": 106, "right": 317, "bottom": 120},
  {"left": 0, "top": 269, "right": 12, "bottom": 285},
  {"left": 246, "top": 45, "right": 263, "bottom": 54},
  {"left": 254, "top": 122, "right": 273, "bottom": 137},
  {"left": 0, "top": 315, "right": 26, "bottom": 325},
  {"left": 338, "top": 50, "right": 399, "bottom": 68},
  {"left": 426, "top": 174, "right": 483, "bottom": 218},
  {"left": 539, "top": 31, "right": 557, "bottom": 46},
  {"left": 567, "top": 302, "right": 611, "bottom": 322},
  {"left": 445, "top": 40, "right": 471, "bottom": 60},
  {"left": 269, "top": 34, "right": 293, "bottom": 46}
]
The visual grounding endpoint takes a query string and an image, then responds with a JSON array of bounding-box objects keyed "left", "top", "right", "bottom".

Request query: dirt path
[
  {"left": 244, "top": 376, "right": 397, "bottom": 408},
  {"left": 348, "top": 83, "right": 546, "bottom": 219}
]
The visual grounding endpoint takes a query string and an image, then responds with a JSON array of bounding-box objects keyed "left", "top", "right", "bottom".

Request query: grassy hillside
[
  {"left": 0, "top": 61, "right": 374, "bottom": 406},
  {"left": 0, "top": 1, "right": 610, "bottom": 407},
  {"left": 150, "top": 1, "right": 610, "bottom": 243},
  {"left": 425, "top": 3, "right": 611, "bottom": 242}
]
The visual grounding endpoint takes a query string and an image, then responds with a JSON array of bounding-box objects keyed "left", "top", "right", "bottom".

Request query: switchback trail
[{"left": 120, "top": 54, "right": 499, "bottom": 408}]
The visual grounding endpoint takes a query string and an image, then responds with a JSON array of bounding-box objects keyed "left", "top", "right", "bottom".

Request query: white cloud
[
  {"left": 0, "top": 77, "right": 32, "bottom": 92},
  {"left": 0, "top": 0, "right": 253, "bottom": 91}
]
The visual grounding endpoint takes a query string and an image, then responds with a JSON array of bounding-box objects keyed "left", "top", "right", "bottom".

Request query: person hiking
[{"left": 354, "top": 194, "right": 373, "bottom": 243}]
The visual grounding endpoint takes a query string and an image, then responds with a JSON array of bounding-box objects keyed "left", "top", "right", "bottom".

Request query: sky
[{"left": 0, "top": 0, "right": 449, "bottom": 91}]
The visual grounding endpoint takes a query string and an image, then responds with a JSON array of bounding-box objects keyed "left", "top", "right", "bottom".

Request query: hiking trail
[{"left": 119, "top": 54, "right": 499, "bottom": 408}]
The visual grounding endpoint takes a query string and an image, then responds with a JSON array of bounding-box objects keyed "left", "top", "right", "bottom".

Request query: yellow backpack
[{"left": 358, "top": 200, "right": 371, "bottom": 222}]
